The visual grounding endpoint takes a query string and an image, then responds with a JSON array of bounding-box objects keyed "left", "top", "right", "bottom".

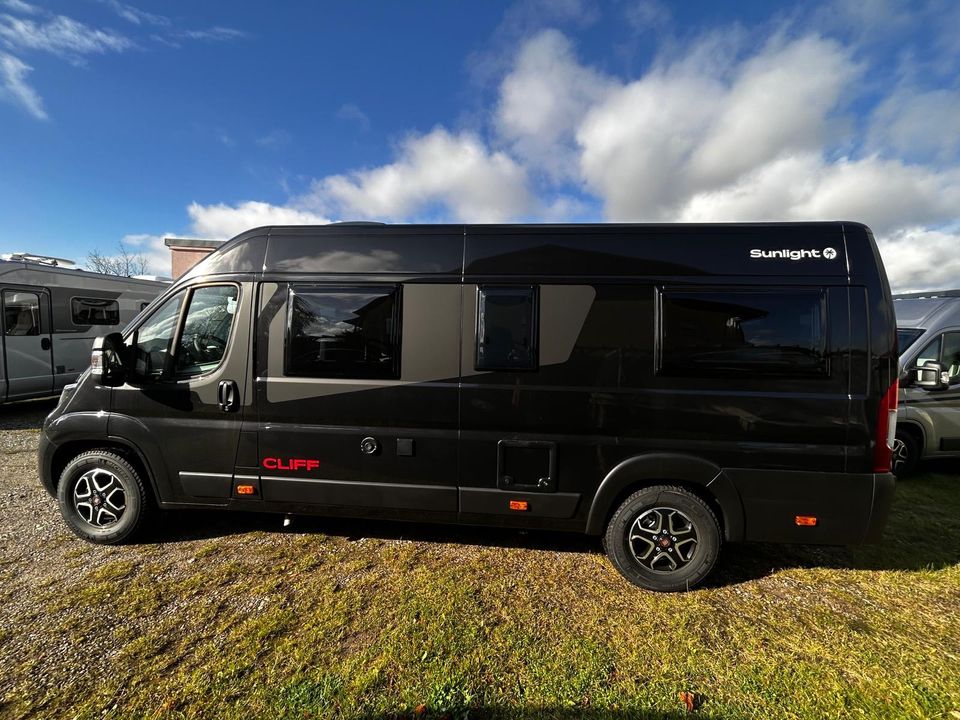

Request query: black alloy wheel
[{"left": 604, "top": 485, "right": 721, "bottom": 592}]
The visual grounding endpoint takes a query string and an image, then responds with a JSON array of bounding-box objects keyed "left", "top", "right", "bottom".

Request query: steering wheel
[{"left": 192, "top": 333, "right": 226, "bottom": 361}]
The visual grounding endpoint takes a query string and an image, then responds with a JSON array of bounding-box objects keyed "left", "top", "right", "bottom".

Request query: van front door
[
  {"left": 2, "top": 287, "right": 53, "bottom": 401},
  {"left": 109, "top": 282, "right": 251, "bottom": 504}
]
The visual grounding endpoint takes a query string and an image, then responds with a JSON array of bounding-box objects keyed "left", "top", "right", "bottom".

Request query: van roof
[
  {"left": 893, "top": 295, "right": 960, "bottom": 328},
  {"left": 183, "top": 221, "right": 877, "bottom": 280}
]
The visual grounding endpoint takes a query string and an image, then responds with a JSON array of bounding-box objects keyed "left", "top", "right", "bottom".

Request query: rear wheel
[
  {"left": 56, "top": 450, "right": 149, "bottom": 544},
  {"left": 604, "top": 485, "right": 720, "bottom": 592},
  {"left": 892, "top": 429, "right": 920, "bottom": 478}
]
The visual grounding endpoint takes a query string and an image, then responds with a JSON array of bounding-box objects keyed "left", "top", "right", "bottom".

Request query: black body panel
[{"left": 39, "top": 222, "right": 899, "bottom": 550}]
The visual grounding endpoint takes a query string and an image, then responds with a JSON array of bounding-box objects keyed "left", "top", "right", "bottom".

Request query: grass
[{"left": 5, "top": 471, "right": 960, "bottom": 720}]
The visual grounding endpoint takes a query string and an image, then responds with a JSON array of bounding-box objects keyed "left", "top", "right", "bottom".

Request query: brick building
[{"left": 164, "top": 237, "right": 225, "bottom": 278}]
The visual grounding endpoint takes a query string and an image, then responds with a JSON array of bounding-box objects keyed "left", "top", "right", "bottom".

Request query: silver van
[
  {"left": 1, "top": 254, "right": 164, "bottom": 402},
  {"left": 893, "top": 290, "right": 960, "bottom": 475}
]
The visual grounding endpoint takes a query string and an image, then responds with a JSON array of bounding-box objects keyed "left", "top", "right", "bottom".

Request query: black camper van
[{"left": 38, "top": 223, "right": 898, "bottom": 591}]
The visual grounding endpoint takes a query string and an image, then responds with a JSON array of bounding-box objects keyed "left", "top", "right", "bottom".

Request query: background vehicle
[
  {"left": 892, "top": 290, "right": 960, "bottom": 476},
  {"left": 0, "top": 254, "right": 165, "bottom": 403},
  {"left": 39, "top": 222, "right": 898, "bottom": 592}
]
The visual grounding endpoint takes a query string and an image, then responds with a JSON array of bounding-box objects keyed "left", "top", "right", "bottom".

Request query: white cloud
[
  {"left": 576, "top": 34, "right": 860, "bottom": 219},
  {"left": 0, "top": 51, "right": 45, "bottom": 118},
  {"left": 0, "top": 13, "right": 133, "bottom": 62},
  {"left": 868, "top": 87, "right": 960, "bottom": 163},
  {"left": 120, "top": 233, "right": 174, "bottom": 277},
  {"left": 100, "top": 0, "right": 170, "bottom": 28},
  {"left": 0, "top": 4, "right": 243, "bottom": 121},
  {"left": 677, "top": 154, "right": 960, "bottom": 232},
  {"left": 301, "top": 128, "right": 534, "bottom": 222},
  {"left": 496, "top": 29, "right": 614, "bottom": 179},
  {"left": 690, "top": 36, "right": 859, "bottom": 184},
  {"left": 336, "top": 103, "right": 370, "bottom": 132},
  {"left": 468, "top": 0, "right": 598, "bottom": 85},
  {"left": 875, "top": 227, "right": 960, "bottom": 293},
  {"left": 255, "top": 129, "right": 291, "bottom": 147},
  {"left": 187, "top": 201, "right": 331, "bottom": 239},
  {"left": 1, "top": 0, "right": 38, "bottom": 15},
  {"left": 174, "top": 27, "right": 246, "bottom": 42},
  {"left": 625, "top": 0, "right": 671, "bottom": 31}
]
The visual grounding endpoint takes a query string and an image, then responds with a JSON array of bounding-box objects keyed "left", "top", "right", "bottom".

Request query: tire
[
  {"left": 56, "top": 450, "right": 149, "bottom": 544},
  {"left": 892, "top": 429, "right": 920, "bottom": 478},
  {"left": 604, "top": 485, "right": 721, "bottom": 592}
]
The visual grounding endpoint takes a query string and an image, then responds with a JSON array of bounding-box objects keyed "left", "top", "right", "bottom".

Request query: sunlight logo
[{"left": 749, "top": 247, "right": 839, "bottom": 261}]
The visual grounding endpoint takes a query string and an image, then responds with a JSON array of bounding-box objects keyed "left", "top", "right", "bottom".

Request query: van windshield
[{"left": 897, "top": 328, "right": 923, "bottom": 353}]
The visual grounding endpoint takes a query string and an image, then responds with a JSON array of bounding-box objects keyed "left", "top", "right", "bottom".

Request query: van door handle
[
  {"left": 217, "top": 380, "right": 239, "bottom": 412},
  {"left": 41, "top": 337, "right": 51, "bottom": 351}
]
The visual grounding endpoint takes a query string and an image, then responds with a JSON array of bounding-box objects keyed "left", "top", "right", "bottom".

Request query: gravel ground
[
  {"left": 0, "top": 399, "right": 598, "bottom": 718},
  {"left": 0, "top": 399, "right": 313, "bottom": 716}
]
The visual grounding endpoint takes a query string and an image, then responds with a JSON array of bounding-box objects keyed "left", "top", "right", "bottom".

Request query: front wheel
[
  {"left": 56, "top": 450, "right": 149, "bottom": 544},
  {"left": 604, "top": 485, "right": 721, "bottom": 592}
]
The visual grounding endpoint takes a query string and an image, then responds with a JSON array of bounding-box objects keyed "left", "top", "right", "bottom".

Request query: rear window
[{"left": 659, "top": 289, "right": 827, "bottom": 376}]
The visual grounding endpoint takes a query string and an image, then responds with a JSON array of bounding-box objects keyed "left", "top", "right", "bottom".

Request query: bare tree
[{"left": 86, "top": 243, "right": 149, "bottom": 277}]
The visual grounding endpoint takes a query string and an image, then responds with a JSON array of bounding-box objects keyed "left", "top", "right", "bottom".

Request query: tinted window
[
  {"left": 174, "top": 285, "right": 239, "bottom": 377},
  {"left": 72, "top": 297, "right": 119, "bottom": 325},
  {"left": 3, "top": 291, "right": 40, "bottom": 336},
  {"left": 286, "top": 286, "right": 400, "bottom": 379},
  {"left": 897, "top": 328, "right": 923, "bottom": 353},
  {"left": 133, "top": 291, "right": 184, "bottom": 379},
  {"left": 914, "top": 332, "right": 960, "bottom": 384},
  {"left": 914, "top": 336, "right": 941, "bottom": 368},
  {"left": 476, "top": 286, "right": 538, "bottom": 371},
  {"left": 943, "top": 333, "right": 960, "bottom": 383},
  {"left": 660, "top": 289, "right": 826, "bottom": 375}
]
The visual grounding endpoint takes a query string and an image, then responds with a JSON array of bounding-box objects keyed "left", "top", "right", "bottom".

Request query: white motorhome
[{"left": 0, "top": 254, "right": 165, "bottom": 402}]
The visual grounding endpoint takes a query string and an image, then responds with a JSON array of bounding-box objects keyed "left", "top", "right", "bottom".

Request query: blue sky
[{"left": 1, "top": 0, "right": 958, "bottom": 290}]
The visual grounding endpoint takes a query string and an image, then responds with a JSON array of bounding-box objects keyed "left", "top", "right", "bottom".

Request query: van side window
[
  {"left": 914, "top": 336, "right": 941, "bottom": 368},
  {"left": 174, "top": 285, "right": 239, "bottom": 377},
  {"left": 659, "top": 289, "right": 826, "bottom": 376},
  {"left": 2, "top": 291, "right": 40, "bottom": 336},
  {"left": 132, "top": 291, "right": 185, "bottom": 379},
  {"left": 286, "top": 286, "right": 401, "bottom": 379},
  {"left": 72, "top": 297, "right": 120, "bottom": 326},
  {"left": 915, "top": 332, "right": 960, "bottom": 384},
  {"left": 476, "top": 286, "right": 538, "bottom": 371},
  {"left": 943, "top": 333, "right": 960, "bottom": 383}
]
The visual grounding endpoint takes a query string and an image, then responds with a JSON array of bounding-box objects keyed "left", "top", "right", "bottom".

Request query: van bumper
[{"left": 726, "top": 469, "right": 896, "bottom": 545}]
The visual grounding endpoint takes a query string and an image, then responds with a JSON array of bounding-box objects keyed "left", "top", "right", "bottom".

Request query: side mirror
[
  {"left": 90, "top": 333, "right": 127, "bottom": 387},
  {"left": 916, "top": 361, "right": 949, "bottom": 391}
]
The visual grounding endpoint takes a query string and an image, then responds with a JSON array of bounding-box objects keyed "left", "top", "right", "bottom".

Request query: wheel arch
[
  {"left": 50, "top": 438, "right": 159, "bottom": 506},
  {"left": 585, "top": 453, "right": 745, "bottom": 541},
  {"left": 896, "top": 419, "right": 926, "bottom": 450}
]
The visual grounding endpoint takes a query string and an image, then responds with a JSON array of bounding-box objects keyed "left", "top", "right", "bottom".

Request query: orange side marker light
[
  {"left": 509, "top": 500, "right": 529, "bottom": 512},
  {"left": 795, "top": 515, "right": 817, "bottom": 527},
  {"left": 236, "top": 484, "right": 256, "bottom": 496}
]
